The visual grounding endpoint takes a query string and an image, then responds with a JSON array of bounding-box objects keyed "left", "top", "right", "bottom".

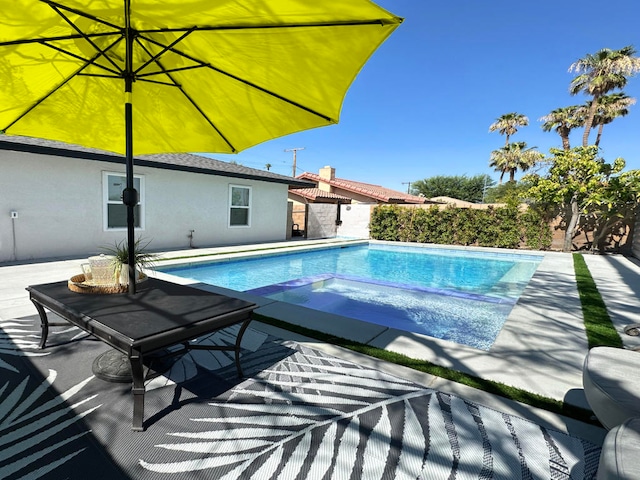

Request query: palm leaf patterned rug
[{"left": 0, "top": 315, "right": 600, "bottom": 479}]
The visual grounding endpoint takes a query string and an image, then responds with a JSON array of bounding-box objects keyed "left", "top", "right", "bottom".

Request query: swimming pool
[{"left": 158, "top": 243, "right": 542, "bottom": 350}]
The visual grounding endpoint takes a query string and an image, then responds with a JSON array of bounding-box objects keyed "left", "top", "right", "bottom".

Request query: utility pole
[
  {"left": 401, "top": 182, "right": 411, "bottom": 194},
  {"left": 285, "top": 147, "right": 305, "bottom": 177}
]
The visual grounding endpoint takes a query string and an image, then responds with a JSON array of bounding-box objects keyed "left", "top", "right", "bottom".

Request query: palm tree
[
  {"left": 539, "top": 105, "right": 584, "bottom": 151},
  {"left": 590, "top": 92, "right": 636, "bottom": 146},
  {"left": 489, "top": 112, "right": 529, "bottom": 146},
  {"left": 489, "top": 141, "right": 544, "bottom": 183},
  {"left": 265, "top": 163, "right": 272, "bottom": 171},
  {"left": 569, "top": 45, "right": 640, "bottom": 147}
]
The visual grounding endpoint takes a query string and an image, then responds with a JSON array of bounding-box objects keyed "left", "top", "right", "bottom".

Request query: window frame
[
  {"left": 102, "top": 171, "right": 145, "bottom": 231},
  {"left": 228, "top": 184, "right": 252, "bottom": 228}
]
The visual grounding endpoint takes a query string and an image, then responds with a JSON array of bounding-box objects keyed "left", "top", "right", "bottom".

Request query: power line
[{"left": 401, "top": 182, "right": 412, "bottom": 194}]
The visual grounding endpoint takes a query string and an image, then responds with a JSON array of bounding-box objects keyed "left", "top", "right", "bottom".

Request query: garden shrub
[
  {"left": 431, "top": 207, "right": 456, "bottom": 244},
  {"left": 521, "top": 208, "right": 553, "bottom": 250},
  {"left": 411, "top": 207, "right": 431, "bottom": 243},
  {"left": 476, "top": 207, "right": 501, "bottom": 247},
  {"left": 370, "top": 204, "right": 552, "bottom": 251},
  {"left": 369, "top": 205, "right": 401, "bottom": 241},
  {"left": 493, "top": 204, "right": 522, "bottom": 248},
  {"left": 454, "top": 208, "right": 479, "bottom": 246}
]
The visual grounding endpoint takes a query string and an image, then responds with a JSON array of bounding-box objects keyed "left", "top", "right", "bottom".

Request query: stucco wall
[
  {"left": 0, "top": 150, "right": 289, "bottom": 262},
  {"left": 336, "top": 203, "right": 373, "bottom": 239}
]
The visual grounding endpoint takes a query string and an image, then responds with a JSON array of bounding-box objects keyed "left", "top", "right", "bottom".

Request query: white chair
[
  {"left": 596, "top": 417, "right": 640, "bottom": 479},
  {"left": 583, "top": 346, "right": 640, "bottom": 430}
]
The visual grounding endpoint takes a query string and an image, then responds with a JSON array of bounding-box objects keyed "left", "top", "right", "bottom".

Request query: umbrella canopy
[{"left": 0, "top": 1, "right": 402, "bottom": 290}]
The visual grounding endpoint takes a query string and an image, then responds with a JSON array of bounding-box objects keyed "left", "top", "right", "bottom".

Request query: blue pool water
[{"left": 159, "top": 244, "right": 542, "bottom": 350}]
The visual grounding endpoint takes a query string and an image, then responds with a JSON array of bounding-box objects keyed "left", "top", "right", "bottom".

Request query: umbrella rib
[
  {"left": 46, "top": 2, "right": 123, "bottom": 74},
  {"left": 133, "top": 32, "right": 210, "bottom": 80},
  {"left": 135, "top": 19, "right": 396, "bottom": 34},
  {"left": 41, "top": 39, "right": 123, "bottom": 78},
  {"left": 140, "top": 34, "right": 335, "bottom": 123},
  {"left": 133, "top": 28, "right": 197, "bottom": 76},
  {"left": 136, "top": 65, "right": 208, "bottom": 80},
  {"left": 40, "top": 0, "right": 123, "bottom": 31},
  {"left": 2, "top": 61, "right": 94, "bottom": 132},
  {"left": 0, "top": 32, "right": 115, "bottom": 48},
  {"left": 152, "top": 61, "right": 238, "bottom": 152},
  {"left": 0, "top": 19, "right": 388, "bottom": 48}
]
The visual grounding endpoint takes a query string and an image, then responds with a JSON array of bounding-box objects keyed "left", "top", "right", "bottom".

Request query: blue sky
[{"left": 212, "top": 0, "right": 640, "bottom": 192}]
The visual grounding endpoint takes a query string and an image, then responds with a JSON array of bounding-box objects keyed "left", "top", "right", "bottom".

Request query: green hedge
[{"left": 370, "top": 205, "right": 552, "bottom": 250}]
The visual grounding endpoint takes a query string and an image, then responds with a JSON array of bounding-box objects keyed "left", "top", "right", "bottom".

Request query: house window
[
  {"left": 229, "top": 185, "right": 251, "bottom": 227},
  {"left": 103, "top": 172, "right": 144, "bottom": 230}
]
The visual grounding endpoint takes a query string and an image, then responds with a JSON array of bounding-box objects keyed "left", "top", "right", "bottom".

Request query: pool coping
[{"left": 153, "top": 239, "right": 543, "bottom": 349}]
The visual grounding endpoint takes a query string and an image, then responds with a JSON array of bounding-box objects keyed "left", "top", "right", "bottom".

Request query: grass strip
[
  {"left": 253, "top": 314, "right": 599, "bottom": 426},
  {"left": 573, "top": 253, "right": 623, "bottom": 348}
]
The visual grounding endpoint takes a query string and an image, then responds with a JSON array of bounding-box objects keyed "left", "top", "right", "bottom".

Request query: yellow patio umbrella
[{"left": 0, "top": 0, "right": 402, "bottom": 291}]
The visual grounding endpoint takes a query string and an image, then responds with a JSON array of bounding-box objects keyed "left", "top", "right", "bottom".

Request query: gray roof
[{"left": 0, "top": 135, "right": 313, "bottom": 188}]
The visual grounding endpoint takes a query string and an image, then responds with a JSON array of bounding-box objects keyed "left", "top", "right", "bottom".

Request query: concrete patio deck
[{"left": 3, "top": 239, "right": 637, "bottom": 449}]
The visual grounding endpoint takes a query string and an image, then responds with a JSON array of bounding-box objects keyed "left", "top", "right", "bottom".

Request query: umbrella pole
[
  {"left": 124, "top": 87, "right": 136, "bottom": 294},
  {"left": 124, "top": 5, "right": 137, "bottom": 294}
]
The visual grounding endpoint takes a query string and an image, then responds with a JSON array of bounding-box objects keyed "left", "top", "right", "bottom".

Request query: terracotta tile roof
[
  {"left": 288, "top": 188, "right": 352, "bottom": 202},
  {"left": 296, "top": 172, "right": 427, "bottom": 204}
]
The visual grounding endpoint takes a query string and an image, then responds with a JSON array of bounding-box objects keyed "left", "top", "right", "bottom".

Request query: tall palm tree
[
  {"left": 539, "top": 105, "right": 584, "bottom": 151},
  {"left": 489, "top": 112, "right": 529, "bottom": 146},
  {"left": 489, "top": 142, "right": 544, "bottom": 183},
  {"left": 569, "top": 45, "right": 640, "bottom": 147},
  {"left": 590, "top": 92, "right": 636, "bottom": 146}
]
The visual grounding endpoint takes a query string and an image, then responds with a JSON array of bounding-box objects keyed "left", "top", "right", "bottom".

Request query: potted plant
[{"left": 101, "top": 238, "right": 158, "bottom": 285}]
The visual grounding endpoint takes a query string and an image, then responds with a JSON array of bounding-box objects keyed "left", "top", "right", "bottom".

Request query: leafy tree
[
  {"left": 489, "top": 112, "right": 529, "bottom": 146},
  {"left": 569, "top": 45, "right": 640, "bottom": 147},
  {"left": 411, "top": 174, "right": 494, "bottom": 203},
  {"left": 484, "top": 181, "right": 528, "bottom": 203},
  {"left": 590, "top": 92, "right": 636, "bottom": 147},
  {"left": 583, "top": 168, "right": 640, "bottom": 251},
  {"left": 539, "top": 105, "right": 584, "bottom": 151},
  {"left": 522, "top": 146, "right": 640, "bottom": 252},
  {"left": 489, "top": 141, "right": 544, "bottom": 183}
]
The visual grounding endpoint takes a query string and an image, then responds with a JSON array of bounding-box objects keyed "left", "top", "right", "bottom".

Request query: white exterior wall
[
  {"left": 337, "top": 203, "right": 373, "bottom": 239},
  {"left": 0, "top": 150, "right": 289, "bottom": 262}
]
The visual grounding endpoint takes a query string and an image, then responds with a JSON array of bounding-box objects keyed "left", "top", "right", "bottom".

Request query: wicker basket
[{"left": 68, "top": 273, "right": 147, "bottom": 295}]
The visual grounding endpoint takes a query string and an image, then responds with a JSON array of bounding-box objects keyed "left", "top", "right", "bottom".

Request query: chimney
[
  {"left": 319, "top": 166, "right": 335, "bottom": 181},
  {"left": 318, "top": 166, "right": 335, "bottom": 193}
]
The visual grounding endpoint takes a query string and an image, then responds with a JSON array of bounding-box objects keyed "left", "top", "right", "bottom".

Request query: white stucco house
[{"left": 0, "top": 136, "right": 312, "bottom": 263}]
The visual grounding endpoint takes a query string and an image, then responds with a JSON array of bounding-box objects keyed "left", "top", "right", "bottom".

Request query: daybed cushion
[
  {"left": 583, "top": 346, "right": 640, "bottom": 430},
  {"left": 597, "top": 417, "right": 640, "bottom": 480}
]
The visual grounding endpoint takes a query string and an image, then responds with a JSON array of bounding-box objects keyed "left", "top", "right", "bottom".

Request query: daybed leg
[
  {"left": 234, "top": 317, "right": 253, "bottom": 378},
  {"left": 130, "top": 353, "right": 146, "bottom": 431},
  {"left": 31, "top": 300, "right": 50, "bottom": 349}
]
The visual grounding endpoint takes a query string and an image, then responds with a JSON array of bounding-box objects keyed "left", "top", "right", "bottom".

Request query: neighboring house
[
  {"left": 287, "top": 187, "right": 352, "bottom": 205},
  {"left": 0, "top": 136, "right": 312, "bottom": 262},
  {"left": 291, "top": 166, "right": 429, "bottom": 205},
  {"left": 287, "top": 166, "right": 433, "bottom": 240}
]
